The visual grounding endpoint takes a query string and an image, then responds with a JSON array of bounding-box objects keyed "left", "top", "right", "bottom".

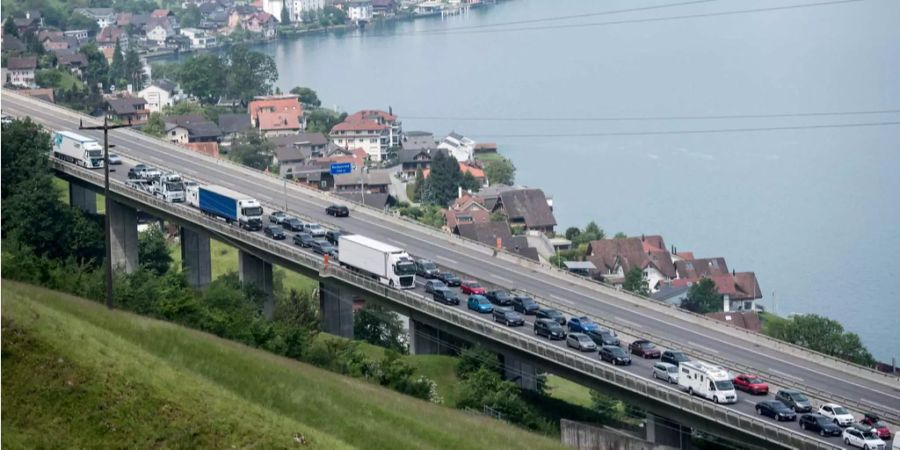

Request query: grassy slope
[{"left": 1, "top": 281, "right": 564, "bottom": 450}]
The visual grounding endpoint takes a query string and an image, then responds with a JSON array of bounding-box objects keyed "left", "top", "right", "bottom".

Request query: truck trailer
[
  {"left": 52, "top": 131, "right": 104, "bottom": 169},
  {"left": 194, "top": 184, "right": 263, "bottom": 231},
  {"left": 338, "top": 234, "right": 417, "bottom": 289}
]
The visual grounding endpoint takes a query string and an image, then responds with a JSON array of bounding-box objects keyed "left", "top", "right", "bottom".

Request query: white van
[{"left": 678, "top": 361, "right": 737, "bottom": 404}]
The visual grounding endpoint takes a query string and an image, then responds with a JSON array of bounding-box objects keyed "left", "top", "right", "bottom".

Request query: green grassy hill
[{"left": 1, "top": 281, "right": 563, "bottom": 450}]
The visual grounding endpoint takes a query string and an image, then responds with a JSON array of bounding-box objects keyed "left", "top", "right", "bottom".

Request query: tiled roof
[
  {"left": 333, "top": 169, "right": 392, "bottom": 187},
  {"left": 587, "top": 237, "right": 677, "bottom": 278},
  {"left": 7, "top": 56, "right": 37, "bottom": 70},
  {"left": 444, "top": 208, "right": 490, "bottom": 230},
  {"left": 336, "top": 192, "right": 391, "bottom": 209},
  {"left": 675, "top": 257, "right": 729, "bottom": 279},
  {"left": 183, "top": 142, "right": 220, "bottom": 158},
  {"left": 347, "top": 109, "right": 397, "bottom": 123},
  {"left": 331, "top": 119, "right": 388, "bottom": 133},
  {"left": 107, "top": 96, "right": 147, "bottom": 115},
  {"left": 248, "top": 95, "right": 302, "bottom": 123},
  {"left": 498, "top": 188, "right": 556, "bottom": 228},
  {"left": 706, "top": 311, "right": 761, "bottom": 332},
  {"left": 257, "top": 111, "right": 300, "bottom": 131},
  {"left": 56, "top": 52, "right": 88, "bottom": 67},
  {"left": 274, "top": 145, "right": 312, "bottom": 163},
  {"left": 166, "top": 114, "right": 221, "bottom": 139},
  {"left": 217, "top": 113, "right": 251, "bottom": 134}
]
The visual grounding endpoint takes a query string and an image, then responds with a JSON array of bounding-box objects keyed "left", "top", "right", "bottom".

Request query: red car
[
  {"left": 732, "top": 374, "right": 769, "bottom": 395},
  {"left": 460, "top": 280, "right": 486, "bottom": 295},
  {"left": 860, "top": 413, "right": 892, "bottom": 440},
  {"left": 628, "top": 340, "right": 661, "bottom": 358}
]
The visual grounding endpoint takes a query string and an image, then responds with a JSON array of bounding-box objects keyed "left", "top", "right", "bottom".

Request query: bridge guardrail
[
  {"left": 54, "top": 159, "right": 840, "bottom": 450},
  {"left": 26, "top": 91, "right": 895, "bottom": 389}
]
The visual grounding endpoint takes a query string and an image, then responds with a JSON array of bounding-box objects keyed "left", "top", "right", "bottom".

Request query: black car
[
  {"left": 492, "top": 307, "right": 525, "bottom": 327},
  {"left": 269, "top": 211, "right": 287, "bottom": 224},
  {"left": 326, "top": 204, "right": 350, "bottom": 217},
  {"left": 310, "top": 239, "right": 336, "bottom": 256},
  {"left": 415, "top": 259, "right": 440, "bottom": 278},
  {"left": 293, "top": 232, "right": 316, "bottom": 247},
  {"left": 436, "top": 271, "right": 462, "bottom": 287},
  {"left": 585, "top": 329, "right": 620, "bottom": 346},
  {"left": 599, "top": 346, "right": 632, "bottom": 365},
  {"left": 432, "top": 287, "right": 460, "bottom": 305},
  {"left": 486, "top": 290, "right": 513, "bottom": 306},
  {"left": 127, "top": 164, "right": 146, "bottom": 179},
  {"left": 325, "top": 230, "right": 343, "bottom": 245},
  {"left": 799, "top": 414, "right": 843, "bottom": 437},
  {"left": 283, "top": 217, "right": 304, "bottom": 232},
  {"left": 536, "top": 308, "right": 567, "bottom": 325},
  {"left": 660, "top": 350, "right": 690, "bottom": 366},
  {"left": 263, "top": 224, "right": 286, "bottom": 240},
  {"left": 756, "top": 400, "right": 797, "bottom": 421},
  {"left": 511, "top": 296, "right": 540, "bottom": 314},
  {"left": 534, "top": 318, "right": 566, "bottom": 340}
]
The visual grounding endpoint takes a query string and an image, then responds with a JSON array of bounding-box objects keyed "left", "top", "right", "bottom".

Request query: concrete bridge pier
[
  {"left": 319, "top": 279, "right": 355, "bottom": 338},
  {"left": 501, "top": 353, "right": 540, "bottom": 391},
  {"left": 69, "top": 182, "right": 97, "bottom": 214},
  {"left": 108, "top": 200, "right": 138, "bottom": 273},
  {"left": 645, "top": 413, "right": 691, "bottom": 449},
  {"left": 239, "top": 250, "right": 274, "bottom": 319},
  {"left": 180, "top": 227, "right": 211, "bottom": 289},
  {"left": 408, "top": 319, "right": 456, "bottom": 355}
]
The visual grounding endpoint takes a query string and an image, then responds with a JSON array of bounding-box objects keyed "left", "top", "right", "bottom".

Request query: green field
[{"left": 1, "top": 281, "right": 564, "bottom": 450}]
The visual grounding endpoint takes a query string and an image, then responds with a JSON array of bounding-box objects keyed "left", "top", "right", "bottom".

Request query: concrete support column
[
  {"left": 69, "top": 182, "right": 97, "bottom": 214},
  {"left": 180, "top": 227, "right": 211, "bottom": 289},
  {"left": 645, "top": 414, "right": 691, "bottom": 449},
  {"left": 502, "top": 353, "right": 539, "bottom": 391},
  {"left": 239, "top": 250, "right": 274, "bottom": 319},
  {"left": 408, "top": 319, "right": 456, "bottom": 355},
  {"left": 108, "top": 200, "right": 138, "bottom": 273},
  {"left": 319, "top": 279, "right": 355, "bottom": 338}
]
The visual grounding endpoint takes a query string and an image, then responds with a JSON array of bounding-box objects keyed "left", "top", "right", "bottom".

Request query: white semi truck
[
  {"left": 678, "top": 361, "right": 737, "bottom": 404},
  {"left": 152, "top": 173, "right": 186, "bottom": 203},
  {"left": 338, "top": 234, "right": 417, "bottom": 289},
  {"left": 52, "top": 131, "right": 104, "bottom": 169}
]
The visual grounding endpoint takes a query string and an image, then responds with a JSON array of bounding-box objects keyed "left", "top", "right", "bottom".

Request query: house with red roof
[
  {"left": 248, "top": 95, "right": 303, "bottom": 136},
  {"left": 586, "top": 235, "right": 676, "bottom": 291},
  {"left": 346, "top": 109, "right": 402, "bottom": 147},
  {"left": 330, "top": 118, "right": 389, "bottom": 162}
]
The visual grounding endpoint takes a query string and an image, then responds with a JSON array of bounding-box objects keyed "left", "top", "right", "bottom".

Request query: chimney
[
  {"left": 641, "top": 234, "right": 645, "bottom": 241},
  {"left": 389, "top": 106, "right": 393, "bottom": 116},
  {"left": 732, "top": 269, "right": 735, "bottom": 277}
]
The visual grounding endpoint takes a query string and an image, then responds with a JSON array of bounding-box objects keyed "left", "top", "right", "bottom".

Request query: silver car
[
  {"left": 652, "top": 362, "right": 679, "bottom": 383},
  {"left": 566, "top": 333, "right": 597, "bottom": 352},
  {"left": 424, "top": 279, "right": 446, "bottom": 294}
]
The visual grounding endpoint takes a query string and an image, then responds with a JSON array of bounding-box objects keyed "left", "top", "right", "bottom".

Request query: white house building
[
  {"left": 180, "top": 28, "right": 217, "bottom": 49},
  {"left": 138, "top": 79, "right": 179, "bottom": 113},
  {"left": 261, "top": 0, "right": 285, "bottom": 21},
  {"left": 347, "top": 0, "right": 373, "bottom": 22},
  {"left": 74, "top": 8, "right": 116, "bottom": 28},
  {"left": 289, "top": 0, "right": 324, "bottom": 22},
  {"left": 438, "top": 132, "right": 476, "bottom": 162},
  {"left": 330, "top": 119, "right": 388, "bottom": 162},
  {"left": 5, "top": 56, "right": 37, "bottom": 87}
]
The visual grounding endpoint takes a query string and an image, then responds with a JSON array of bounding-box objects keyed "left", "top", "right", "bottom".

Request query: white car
[
  {"left": 819, "top": 403, "right": 855, "bottom": 427},
  {"left": 842, "top": 427, "right": 885, "bottom": 450}
]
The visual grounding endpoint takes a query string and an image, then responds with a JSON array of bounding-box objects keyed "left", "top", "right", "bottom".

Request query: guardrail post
[{"left": 238, "top": 250, "right": 274, "bottom": 319}]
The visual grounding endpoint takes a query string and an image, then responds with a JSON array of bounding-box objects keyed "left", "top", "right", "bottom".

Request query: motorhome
[{"left": 678, "top": 361, "right": 737, "bottom": 404}]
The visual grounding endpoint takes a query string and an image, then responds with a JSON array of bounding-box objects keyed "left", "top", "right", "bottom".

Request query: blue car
[
  {"left": 568, "top": 316, "right": 600, "bottom": 333},
  {"left": 467, "top": 295, "right": 494, "bottom": 313}
]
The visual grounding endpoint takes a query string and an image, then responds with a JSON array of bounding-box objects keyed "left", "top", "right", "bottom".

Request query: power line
[
  {"left": 404, "top": 109, "right": 900, "bottom": 123},
  {"left": 467, "top": 120, "right": 900, "bottom": 139}
]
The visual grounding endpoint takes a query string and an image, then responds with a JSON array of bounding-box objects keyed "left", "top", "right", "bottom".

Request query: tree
[
  {"left": 108, "top": 40, "right": 125, "bottom": 88},
  {"left": 180, "top": 4, "right": 202, "bottom": 27},
  {"left": 80, "top": 43, "right": 109, "bottom": 93},
  {"left": 178, "top": 53, "right": 226, "bottom": 104},
  {"left": 65, "top": 13, "right": 100, "bottom": 37},
  {"left": 421, "top": 151, "right": 462, "bottom": 206},
  {"left": 229, "top": 130, "right": 274, "bottom": 170},
  {"left": 457, "top": 345, "right": 501, "bottom": 378},
  {"left": 354, "top": 303, "right": 407, "bottom": 353},
  {"left": 35, "top": 69, "right": 63, "bottom": 88},
  {"left": 765, "top": 314, "right": 875, "bottom": 366},
  {"left": 4, "top": 17, "right": 18, "bottom": 37},
  {"left": 143, "top": 112, "right": 166, "bottom": 137},
  {"left": 225, "top": 44, "right": 278, "bottom": 103},
  {"left": 123, "top": 45, "right": 146, "bottom": 90},
  {"left": 613, "top": 232, "right": 627, "bottom": 239},
  {"left": 306, "top": 109, "right": 345, "bottom": 133},
  {"left": 289, "top": 86, "right": 322, "bottom": 107},
  {"left": 484, "top": 158, "right": 515, "bottom": 186},
  {"left": 138, "top": 226, "right": 172, "bottom": 275},
  {"left": 280, "top": 1, "right": 291, "bottom": 24},
  {"left": 622, "top": 267, "right": 650, "bottom": 296},
  {"left": 681, "top": 278, "right": 721, "bottom": 314},
  {"left": 150, "top": 62, "right": 180, "bottom": 81},
  {"left": 564, "top": 226, "right": 581, "bottom": 241},
  {"left": 412, "top": 167, "right": 425, "bottom": 202}
]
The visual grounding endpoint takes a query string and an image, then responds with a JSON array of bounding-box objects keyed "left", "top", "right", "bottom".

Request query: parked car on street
[
  {"left": 486, "top": 290, "right": 513, "bottom": 306},
  {"left": 269, "top": 211, "right": 287, "bottom": 224},
  {"left": 629, "top": 340, "right": 661, "bottom": 358},
  {"left": 756, "top": 400, "right": 797, "bottom": 421},
  {"left": 293, "top": 232, "right": 316, "bottom": 247},
  {"left": 860, "top": 413, "right": 892, "bottom": 440},
  {"left": 599, "top": 345, "right": 632, "bottom": 365},
  {"left": 536, "top": 308, "right": 566, "bottom": 325},
  {"left": 842, "top": 427, "right": 885, "bottom": 449},
  {"left": 310, "top": 239, "right": 336, "bottom": 256},
  {"left": 436, "top": 272, "right": 461, "bottom": 287},
  {"left": 511, "top": 295, "right": 539, "bottom": 314},
  {"left": 467, "top": 295, "right": 493, "bottom": 313},
  {"left": 534, "top": 318, "right": 566, "bottom": 340},
  {"left": 492, "top": 307, "right": 524, "bottom": 327},
  {"left": 652, "top": 362, "right": 679, "bottom": 383},
  {"left": 568, "top": 316, "right": 600, "bottom": 333},
  {"left": 818, "top": 403, "right": 855, "bottom": 427},
  {"left": 424, "top": 279, "right": 446, "bottom": 294},
  {"left": 263, "top": 224, "right": 286, "bottom": 240},
  {"left": 585, "top": 329, "right": 619, "bottom": 347},
  {"left": 283, "top": 217, "right": 304, "bottom": 232},
  {"left": 432, "top": 288, "right": 460, "bottom": 305},
  {"left": 661, "top": 350, "right": 690, "bottom": 366},
  {"left": 799, "top": 414, "right": 843, "bottom": 437},
  {"left": 416, "top": 259, "right": 440, "bottom": 278},
  {"left": 775, "top": 389, "right": 813, "bottom": 413},
  {"left": 733, "top": 374, "right": 769, "bottom": 395},
  {"left": 566, "top": 333, "right": 597, "bottom": 352},
  {"left": 326, "top": 204, "right": 349, "bottom": 217},
  {"left": 460, "top": 280, "right": 486, "bottom": 295}
]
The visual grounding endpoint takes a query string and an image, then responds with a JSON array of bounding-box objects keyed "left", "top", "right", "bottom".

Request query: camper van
[{"left": 678, "top": 361, "right": 737, "bottom": 404}]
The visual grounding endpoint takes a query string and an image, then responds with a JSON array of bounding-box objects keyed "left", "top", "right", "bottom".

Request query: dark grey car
[
  {"left": 775, "top": 389, "right": 813, "bottom": 413},
  {"left": 492, "top": 308, "right": 524, "bottom": 327},
  {"left": 511, "top": 296, "right": 540, "bottom": 314},
  {"left": 293, "top": 232, "right": 316, "bottom": 247},
  {"left": 432, "top": 287, "right": 460, "bottom": 305}
]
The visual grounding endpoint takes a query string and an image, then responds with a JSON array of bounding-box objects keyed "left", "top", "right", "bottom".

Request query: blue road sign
[{"left": 330, "top": 162, "right": 352, "bottom": 175}]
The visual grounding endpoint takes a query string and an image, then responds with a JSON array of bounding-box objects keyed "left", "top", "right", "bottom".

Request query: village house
[
  {"left": 333, "top": 169, "right": 392, "bottom": 194},
  {"left": 2, "top": 34, "right": 27, "bottom": 55},
  {"left": 443, "top": 194, "right": 491, "bottom": 232},
  {"left": 270, "top": 133, "right": 329, "bottom": 177},
  {"left": 11, "top": 11, "right": 42, "bottom": 36},
  {"left": 18, "top": 88, "right": 55, "bottom": 103},
  {"left": 106, "top": 96, "right": 149, "bottom": 124},
  {"left": 144, "top": 17, "right": 177, "bottom": 46},
  {"left": 241, "top": 12, "right": 278, "bottom": 38},
  {"left": 455, "top": 222, "right": 540, "bottom": 262},
  {"left": 398, "top": 147, "right": 446, "bottom": 178},
  {"left": 5, "top": 56, "right": 37, "bottom": 87},
  {"left": 248, "top": 95, "right": 303, "bottom": 134},
  {"left": 477, "top": 185, "right": 556, "bottom": 233},
  {"left": 438, "top": 131, "right": 476, "bottom": 162},
  {"left": 55, "top": 52, "right": 89, "bottom": 78},
  {"left": 217, "top": 113, "right": 252, "bottom": 147},
  {"left": 372, "top": 0, "right": 398, "bottom": 16},
  {"left": 347, "top": 0, "right": 373, "bottom": 23},
  {"left": 663, "top": 260, "right": 763, "bottom": 312},
  {"left": 346, "top": 109, "right": 402, "bottom": 147},
  {"left": 286, "top": 0, "right": 325, "bottom": 23},
  {"left": 180, "top": 28, "right": 217, "bottom": 49},
  {"left": 96, "top": 26, "right": 128, "bottom": 50},
  {"left": 164, "top": 114, "right": 222, "bottom": 144},
  {"left": 421, "top": 162, "right": 486, "bottom": 186},
  {"left": 137, "top": 79, "right": 179, "bottom": 113},
  {"left": 330, "top": 119, "right": 388, "bottom": 162},
  {"left": 705, "top": 310, "right": 762, "bottom": 332},
  {"left": 401, "top": 130, "right": 435, "bottom": 150},
  {"left": 63, "top": 29, "right": 90, "bottom": 41},
  {"left": 74, "top": 8, "right": 116, "bottom": 28},
  {"left": 586, "top": 235, "right": 677, "bottom": 291}
]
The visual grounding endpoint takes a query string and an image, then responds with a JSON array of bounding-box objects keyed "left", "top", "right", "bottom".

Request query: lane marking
[
  {"left": 769, "top": 369, "right": 805, "bottom": 383},
  {"left": 550, "top": 294, "right": 575, "bottom": 306},
  {"left": 488, "top": 273, "right": 513, "bottom": 284},
  {"left": 689, "top": 341, "right": 718, "bottom": 354},
  {"left": 435, "top": 255, "right": 458, "bottom": 265}
]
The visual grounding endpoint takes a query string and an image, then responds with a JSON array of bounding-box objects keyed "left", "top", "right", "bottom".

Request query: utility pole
[{"left": 80, "top": 117, "right": 132, "bottom": 309}]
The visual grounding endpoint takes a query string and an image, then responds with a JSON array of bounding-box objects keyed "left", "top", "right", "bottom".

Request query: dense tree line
[
  {"left": 177, "top": 44, "right": 278, "bottom": 104},
  {"left": 415, "top": 152, "right": 480, "bottom": 206}
]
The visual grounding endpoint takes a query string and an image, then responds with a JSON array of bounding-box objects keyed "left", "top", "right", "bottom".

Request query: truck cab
[
  {"left": 153, "top": 173, "right": 186, "bottom": 203},
  {"left": 237, "top": 199, "right": 263, "bottom": 231}
]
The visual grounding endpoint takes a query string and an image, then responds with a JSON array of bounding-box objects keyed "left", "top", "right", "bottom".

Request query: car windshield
[
  {"left": 745, "top": 377, "right": 762, "bottom": 384},
  {"left": 243, "top": 206, "right": 263, "bottom": 216},
  {"left": 395, "top": 261, "right": 417, "bottom": 275},
  {"left": 578, "top": 336, "right": 592, "bottom": 342},
  {"left": 476, "top": 297, "right": 490, "bottom": 304},
  {"left": 642, "top": 342, "right": 656, "bottom": 348},
  {"left": 520, "top": 297, "right": 536, "bottom": 305},
  {"left": 545, "top": 310, "right": 561, "bottom": 317},
  {"left": 269, "top": 226, "right": 283, "bottom": 233},
  {"left": 793, "top": 393, "right": 808, "bottom": 402},
  {"left": 609, "top": 347, "right": 626, "bottom": 357},
  {"left": 714, "top": 380, "right": 734, "bottom": 391},
  {"left": 547, "top": 323, "right": 563, "bottom": 331},
  {"left": 815, "top": 417, "right": 830, "bottom": 425},
  {"left": 667, "top": 366, "right": 678, "bottom": 373},
  {"left": 863, "top": 431, "right": 879, "bottom": 439},
  {"left": 496, "top": 291, "right": 510, "bottom": 298},
  {"left": 431, "top": 281, "right": 446, "bottom": 288},
  {"left": 833, "top": 407, "right": 849, "bottom": 415},
  {"left": 421, "top": 262, "right": 437, "bottom": 270},
  {"left": 467, "top": 282, "right": 481, "bottom": 288}
]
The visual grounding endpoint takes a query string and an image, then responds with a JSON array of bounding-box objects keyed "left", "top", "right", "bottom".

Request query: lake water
[{"left": 251, "top": 0, "right": 900, "bottom": 360}]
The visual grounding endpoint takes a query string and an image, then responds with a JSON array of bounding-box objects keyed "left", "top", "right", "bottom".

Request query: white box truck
[
  {"left": 678, "top": 361, "right": 737, "bottom": 404},
  {"left": 52, "top": 131, "right": 104, "bottom": 169},
  {"left": 338, "top": 234, "right": 417, "bottom": 289}
]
